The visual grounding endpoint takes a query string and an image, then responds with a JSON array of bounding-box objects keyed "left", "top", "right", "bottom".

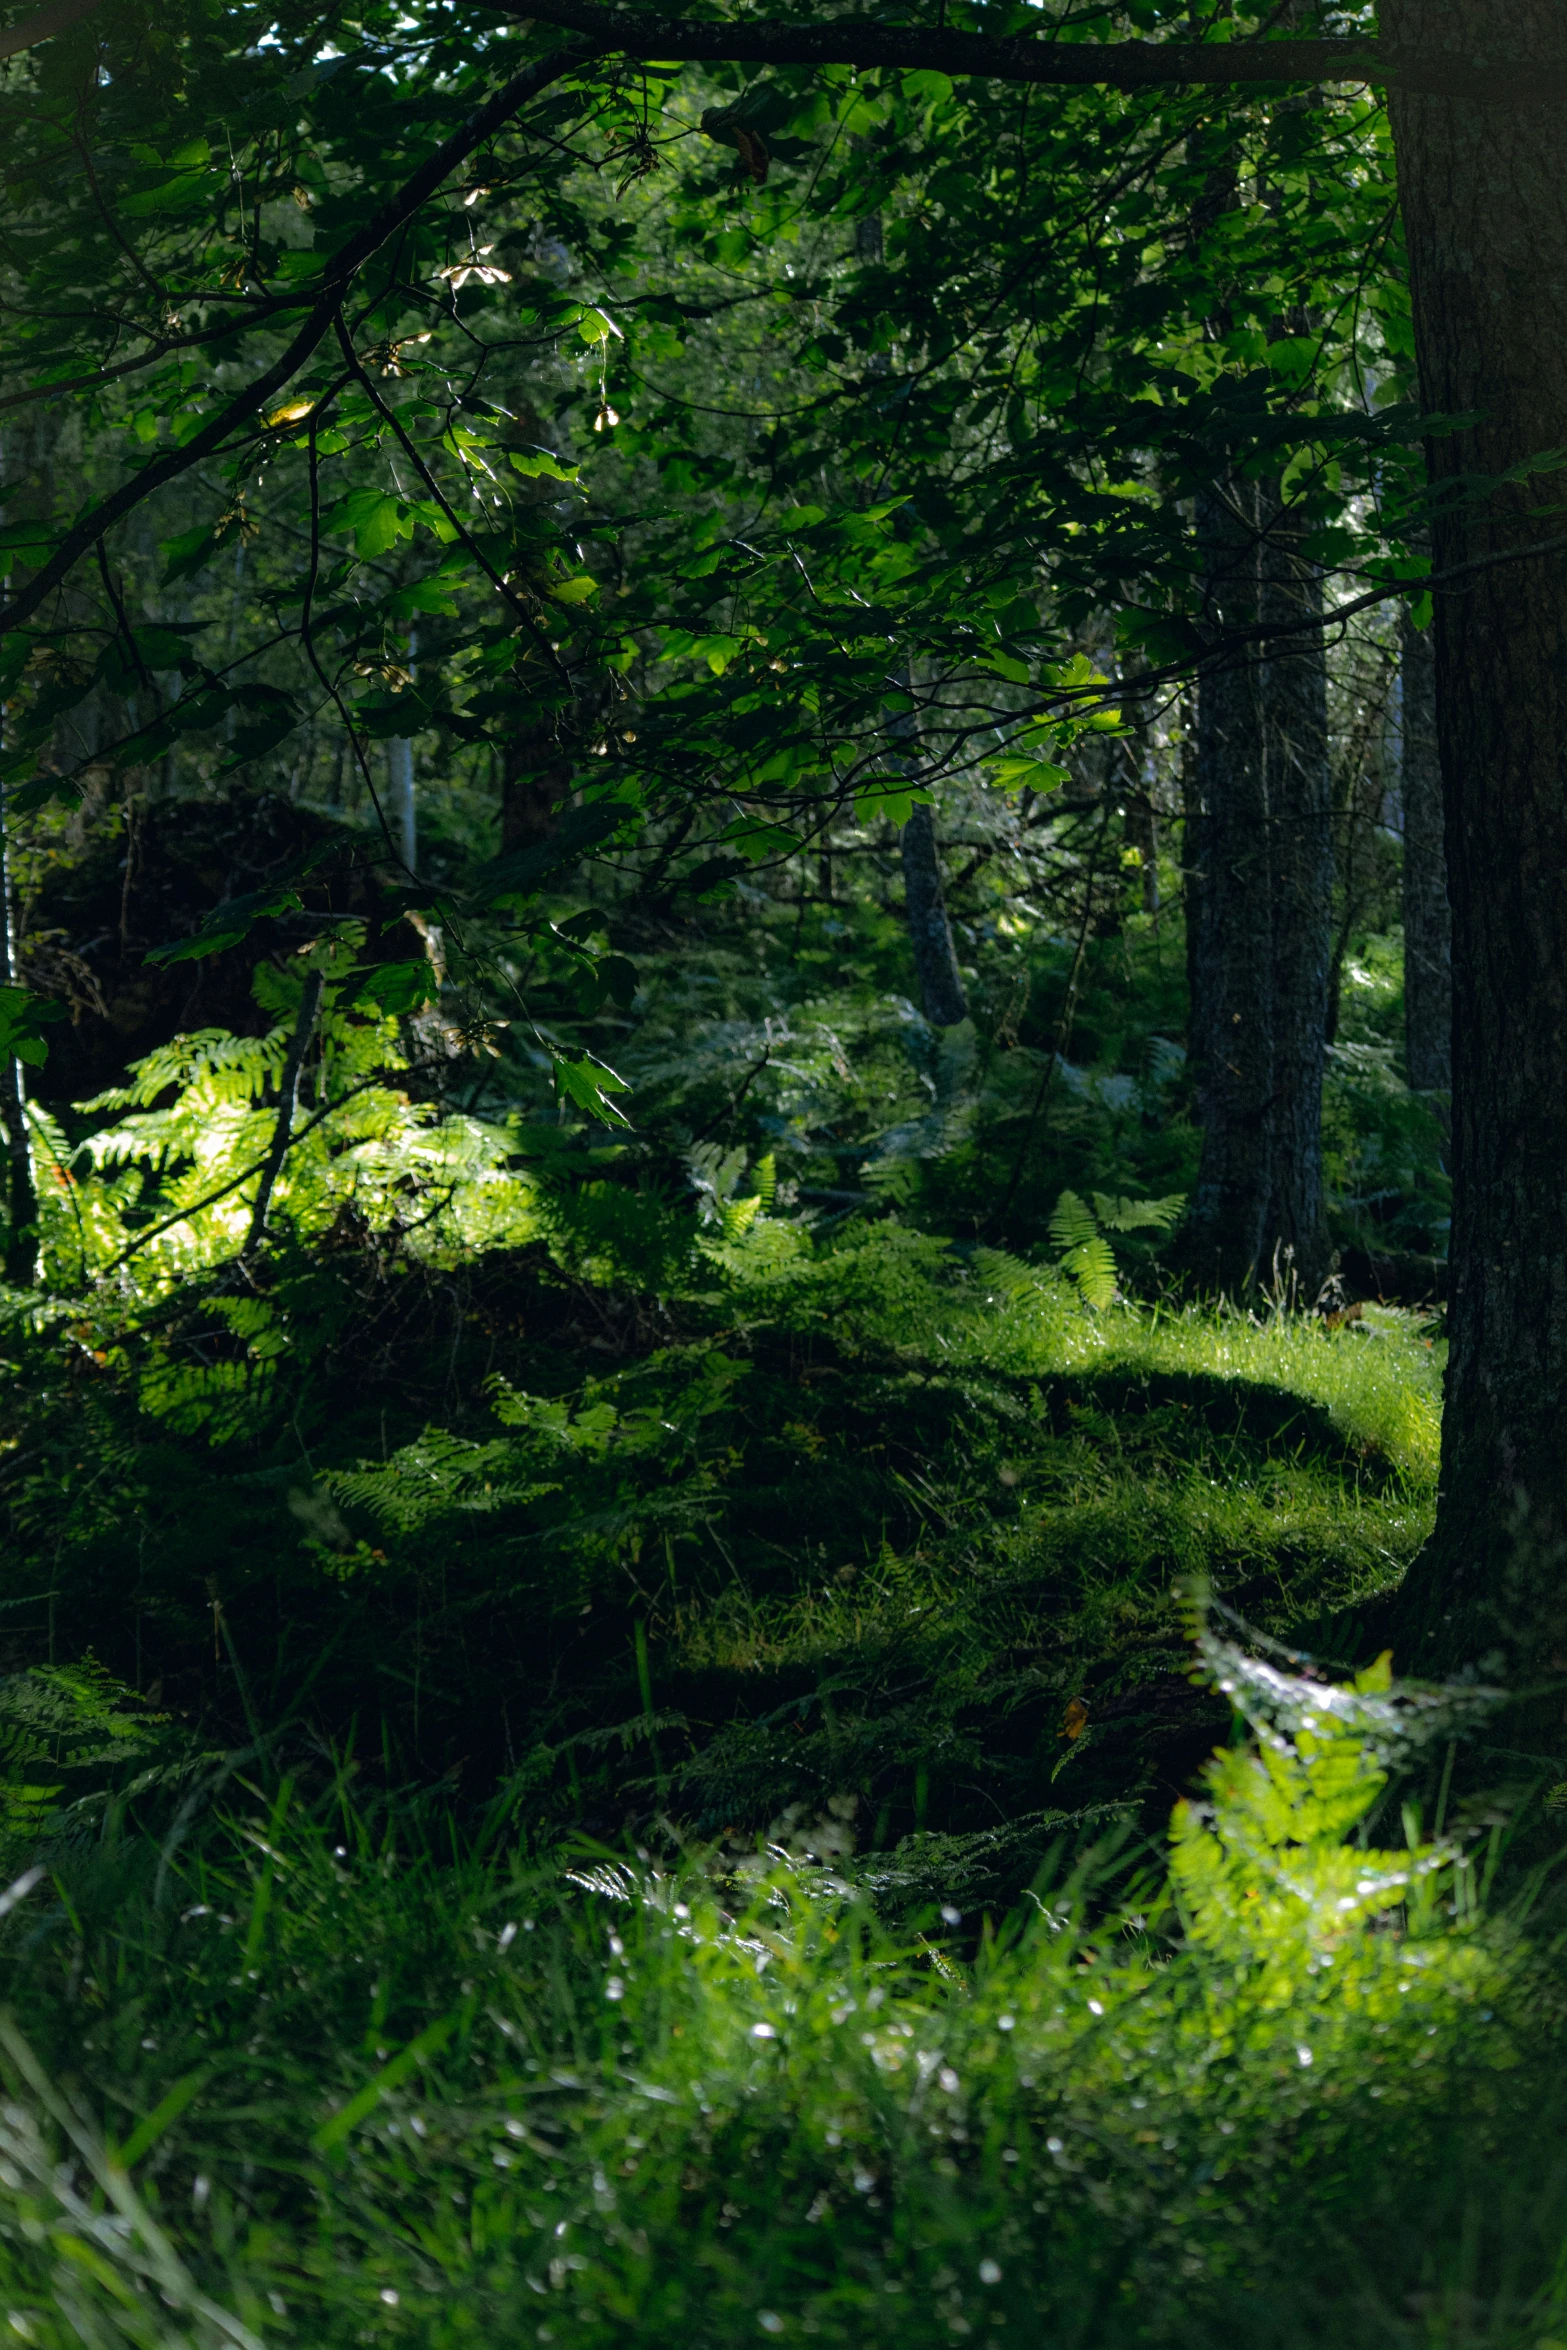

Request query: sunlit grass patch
[{"left": 0, "top": 1638, "right": 1541, "bottom": 2350}]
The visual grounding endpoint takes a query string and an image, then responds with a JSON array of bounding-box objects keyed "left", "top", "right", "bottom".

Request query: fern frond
[
  {"left": 1048, "top": 1190, "right": 1100, "bottom": 1255},
  {"left": 970, "top": 1246, "right": 1049, "bottom": 1302},
  {"left": 330, "top": 1430, "right": 558, "bottom": 1533},
  {"left": 1092, "top": 1191, "right": 1187, "bottom": 1233},
  {"left": 719, "top": 1193, "right": 763, "bottom": 1243},
  {"left": 1062, "top": 1234, "right": 1118, "bottom": 1311}
]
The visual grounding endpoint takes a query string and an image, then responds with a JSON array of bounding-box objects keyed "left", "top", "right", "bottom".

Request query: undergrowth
[
  {"left": 0, "top": 880, "right": 1492, "bottom": 2347},
  {"left": 0, "top": 1190, "right": 1436, "bottom": 1856},
  {"left": 0, "top": 1628, "right": 1556, "bottom": 2349}
]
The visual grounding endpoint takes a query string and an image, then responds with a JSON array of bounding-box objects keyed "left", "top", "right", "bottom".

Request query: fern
[
  {"left": 37, "top": 958, "right": 540, "bottom": 1297},
  {"left": 1091, "top": 1191, "right": 1186, "bottom": 1235},
  {"left": 1048, "top": 1188, "right": 1186, "bottom": 1311},
  {"left": 1048, "top": 1190, "right": 1119, "bottom": 1310},
  {"left": 330, "top": 1431, "right": 560, "bottom": 1535}
]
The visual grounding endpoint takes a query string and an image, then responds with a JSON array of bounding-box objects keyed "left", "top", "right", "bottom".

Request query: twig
[
  {"left": 331, "top": 312, "right": 570, "bottom": 685},
  {"left": 0, "top": 43, "right": 597, "bottom": 634},
  {"left": 243, "top": 968, "right": 325, "bottom": 1255},
  {"left": 93, "top": 1057, "right": 442, "bottom": 1279},
  {"left": 300, "top": 402, "right": 406, "bottom": 875}
]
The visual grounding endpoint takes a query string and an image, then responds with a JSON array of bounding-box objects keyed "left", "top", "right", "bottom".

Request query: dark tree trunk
[
  {"left": 889, "top": 661, "right": 967, "bottom": 1030},
  {"left": 1400, "top": 603, "right": 1452, "bottom": 1093},
  {"left": 1179, "top": 478, "right": 1276, "bottom": 1292},
  {"left": 501, "top": 728, "right": 573, "bottom": 854},
  {"left": 901, "top": 803, "right": 969, "bottom": 1030},
  {"left": 1259, "top": 482, "right": 1333, "bottom": 1298},
  {"left": 1179, "top": 477, "right": 1333, "bottom": 1299},
  {"left": 0, "top": 774, "right": 36, "bottom": 1286},
  {"left": 1384, "top": 0, "right": 1567, "bottom": 1662},
  {"left": 1181, "top": 685, "right": 1205, "bottom": 1059}
]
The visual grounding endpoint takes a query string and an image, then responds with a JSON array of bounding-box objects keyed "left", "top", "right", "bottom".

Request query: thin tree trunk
[
  {"left": 855, "top": 209, "right": 966, "bottom": 1031},
  {"left": 1383, "top": 0, "right": 1567, "bottom": 1663},
  {"left": 900, "top": 801, "right": 968, "bottom": 1029},
  {"left": 1181, "top": 681, "right": 1205, "bottom": 1065},
  {"left": 1259, "top": 481, "right": 1334, "bottom": 1298},
  {"left": 887, "top": 657, "right": 967, "bottom": 1030},
  {"left": 1400, "top": 601, "right": 1451, "bottom": 1092},
  {"left": 1178, "top": 477, "right": 1275, "bottom": 1292},
  {"left": 0, "top": 762, "right": 36, "bottom": 1286}
]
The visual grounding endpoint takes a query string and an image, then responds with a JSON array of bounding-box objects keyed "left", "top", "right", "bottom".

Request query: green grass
[
  {"left": 9, "top": 1198, "right": 1551, "bottom": 2350},
  {"left": 0, "top": 1644, "right": 1559, "bottom": 2350}
]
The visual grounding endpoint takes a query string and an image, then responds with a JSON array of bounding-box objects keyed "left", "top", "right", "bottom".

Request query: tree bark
[
  {"left": 1179, "top": 478, "right": 1276, "bottom": 1292},
  {"left": 500, "top": 726, "right": 573, "bottom": 854},
  {"left": 888, "top": 655, "right": 968, "bottom": 1030},
  {"left": 1259, "top": 481, "right": 1334, "bottom": 1298},
  {"left": 1399, "top": 602, "right": 1451, "bottom": 1093},
  {"left": 901, "top": 804, "right": 969, "bottom": 1030},
  {"left": 1383, "top": 0, "right": 1567, "bottom": 1663},
  {"left": 0, "top": 762, "right": 36, "bottom": 1286},
  {"left": 1178, "top": 476, "right": 1333, "bottom": 1300}
]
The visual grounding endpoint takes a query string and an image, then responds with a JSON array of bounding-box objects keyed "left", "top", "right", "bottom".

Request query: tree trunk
[
  {"left": 500, "top": 729, "right": 572, "bottom": 854},
  {"left": 0, "top": 770, "right": 36, "bottom": 1286},
  {"left": 1400, "top": 602, "right": 1451, "bottom": 1093},
  {"left": 901, "top": 803, "right": 969, "bottom": 1030},
  {"left": 1384, "top": 0, "right": 1567, "bottom": 1663},
  {"left": 1179, "top": 478, "right": 1276, "bottom": 1292},
  {"left": 889, "top": 660, "right": 968, "bottom": 1030},
  {"left": 1178, "top": 476, "right": 1333, "bottom": 1300},
  {"left": 1181, "top": 683, "right": 1205, "bottom": 1050},
  {"left": 1259, "top": 482, "right": 1334, "bottom": 1299}
]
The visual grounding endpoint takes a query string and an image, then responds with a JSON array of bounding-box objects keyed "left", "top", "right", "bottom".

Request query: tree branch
[
  {"left": 243, "top": 968, "right": 325, "bottom": 1255},
  {"left": 0, "top": 0, "right": 98, "bottom": 62},
  {"left": 93, "top": 1058, "right": 444, "bottom": 1279},
  {"left": 0, "top": 41, "right": 596, "bottom": 636},
  {"left": 470, "top": 8, "right": 1562, "bottom": 102}
]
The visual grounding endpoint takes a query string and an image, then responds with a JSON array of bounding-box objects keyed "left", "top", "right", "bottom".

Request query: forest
[{"left": 1, "top": 0, "right": 1566, "bottom": 2341}]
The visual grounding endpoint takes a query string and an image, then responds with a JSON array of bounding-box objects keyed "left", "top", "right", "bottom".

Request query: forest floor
[
  {"left": 4, "top": 1209, "right": 1564, "bottom": 2350},
  {"left": 0, "top": 859, "right": 1529, "bottom": 2349}
]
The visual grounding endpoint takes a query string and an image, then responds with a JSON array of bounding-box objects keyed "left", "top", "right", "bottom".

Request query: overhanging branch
[
  {"left": 0, "top": 40, "right": 596, "bottom": 636},
  {"left": 0, "top": 0, "right": 98, "bottom": 61},
  {"left": 479, "top": 4, "right": 1565, "bottom": 103}
]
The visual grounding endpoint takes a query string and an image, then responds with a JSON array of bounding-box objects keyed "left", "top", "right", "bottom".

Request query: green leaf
[
  {"left": 854, "top": 783, "right": 932, "bottom": 827},
  {"left": 990, "top": 755, "right": 1068, "bottom": 795},
  {"left": 159, "top": 525, "right": 219, "bottom": 586},
  {"left": 386, "top": 577, "right": 460, "bottom": 619},
  {"left": 1093, "top": 1191, "right": 1187, "bottom": 1234},
  {"left": 0, "top": 986, "right": 65, "bottom": 1068},
  {"left": 722, "top": 822, "right": 801, "bottom": 865},
  {"left": 147, "top": 885, "right": 304, "bottom": 964},
  {"left": 0, "top": 522, "right": 56, "bottom": 558},
  {"left": 1063, "top": 1235, "right": 1118, "bottom": 1312},
  {"left": 325, "top": 489, "right": 415, "bottom": 561},
  {"left": 350, "top": 959, "right": 440, "bottom": 1017},
  {"left": 552, "top": 1050, "right": 633, "bottom": 1128},
  {"left": 8, "top": 775, "right": 78, "bottom": 815},
  {"left": 509, "top": 449, "right": 579, "bottom": 483},
  {"left": 1048, "top": 1190, "right": 1100, "bottom": 1257}
]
